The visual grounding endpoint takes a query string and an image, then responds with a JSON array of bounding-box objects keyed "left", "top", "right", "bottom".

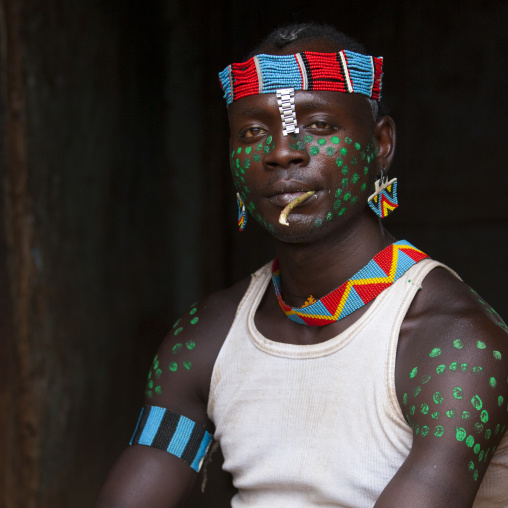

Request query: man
[{"left": 96, "top": 24, "right": 508, "bottom": 507}]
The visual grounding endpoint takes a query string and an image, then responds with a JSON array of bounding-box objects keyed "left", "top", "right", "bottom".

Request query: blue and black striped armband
[{"left": 130, "top": 405, "right": 213, "bottom": 472}]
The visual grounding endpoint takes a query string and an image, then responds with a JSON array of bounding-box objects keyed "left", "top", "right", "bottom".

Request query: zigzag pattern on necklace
[{"left": 271, "top": 240, "right": 428, "bottom": 326}]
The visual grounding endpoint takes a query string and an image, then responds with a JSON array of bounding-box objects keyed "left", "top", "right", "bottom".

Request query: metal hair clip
[{"left": 276, "top": 88, "right": 299, "bottom": 136}]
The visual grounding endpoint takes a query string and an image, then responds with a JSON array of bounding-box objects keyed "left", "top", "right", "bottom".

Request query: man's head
[{"left": 222, "top": 24, "right": 395, "bottom": 241}]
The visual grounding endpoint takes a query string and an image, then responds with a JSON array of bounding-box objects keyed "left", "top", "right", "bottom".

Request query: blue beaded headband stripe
[
  {"left": 219, "top": 50, "right": 383, "bottom": 106},
  {"left": 130, "top": 405, "right": 213, "bottom": 472}
]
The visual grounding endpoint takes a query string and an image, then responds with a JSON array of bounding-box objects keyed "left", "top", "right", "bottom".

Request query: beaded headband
[{"left": 219, "top": 50, "right": 383, "bottom": 106}]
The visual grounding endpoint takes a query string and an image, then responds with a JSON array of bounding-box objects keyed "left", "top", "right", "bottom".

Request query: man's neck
[{"left": 272, "top": 213, "right": 395, "bottom": 307}]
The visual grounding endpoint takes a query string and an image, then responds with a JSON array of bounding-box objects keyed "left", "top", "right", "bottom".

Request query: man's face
[
  {"left": 229, "top": 86, "right": 379, "bottom": 241},
  {"left": 227, "top": 39, "right": 382, "bottom": 242}
]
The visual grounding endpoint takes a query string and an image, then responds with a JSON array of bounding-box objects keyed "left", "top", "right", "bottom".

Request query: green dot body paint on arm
[
  {"left": 433, "top": 392, "right": 444, "bottom": 405},
  {"left": 471, "top": 395, "right": 483, "bottom": 411},
  {"left": 434, "top": 425, "right": 444, "bottom": 437},
  {"left": 456, "top": 427, "right": 467, "bottom": 441}
]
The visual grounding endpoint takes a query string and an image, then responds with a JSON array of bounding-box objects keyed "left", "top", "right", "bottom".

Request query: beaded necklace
[{"left": 271, "top": 240, "right": 428, "bottom": 326}]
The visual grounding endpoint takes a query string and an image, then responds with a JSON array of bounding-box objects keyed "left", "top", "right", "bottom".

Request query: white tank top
[{"left": 208, "top": 259, "right": 508, "bottom": 507}]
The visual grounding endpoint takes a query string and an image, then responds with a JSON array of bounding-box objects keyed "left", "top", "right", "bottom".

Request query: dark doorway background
[{"left": 1, "top": 1, "right": 507, "bottom": 506}]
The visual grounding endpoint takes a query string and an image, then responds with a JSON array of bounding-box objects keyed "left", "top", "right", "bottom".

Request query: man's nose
[{"left": 263, "top": 132, "right": 310, "bottom": 170}]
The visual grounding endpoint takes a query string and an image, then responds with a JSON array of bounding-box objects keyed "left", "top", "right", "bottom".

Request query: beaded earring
[
  {"left": 237, "top": 193, "right": 247, "bottom": 231},
  {"left": 368, "top": 168, "right": 399, "bottom": 218}
]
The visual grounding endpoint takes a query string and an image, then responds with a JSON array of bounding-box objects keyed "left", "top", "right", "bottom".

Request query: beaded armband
[
  {"left": 130, "top": 405, "right": 213, "bottom": 472},
  {"left": 219, "top": 50, "right": 383, "bottom": 106}
]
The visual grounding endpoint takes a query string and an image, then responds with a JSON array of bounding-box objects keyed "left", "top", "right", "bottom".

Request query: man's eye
[
  {"left": 307, "top": 121, "right": 334, "bottom": 130},
  {"left": 242, "top": 127, "right": 267, "bottom": 139}
]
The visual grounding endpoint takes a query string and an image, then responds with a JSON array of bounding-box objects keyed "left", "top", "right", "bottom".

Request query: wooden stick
[{"left": 279, "top": 191, "right": 315, "bottom": 226}]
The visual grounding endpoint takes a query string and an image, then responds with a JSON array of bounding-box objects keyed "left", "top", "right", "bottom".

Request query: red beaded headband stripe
[{"left": 218, "top": 50, "right": 383, "bottom": 105}]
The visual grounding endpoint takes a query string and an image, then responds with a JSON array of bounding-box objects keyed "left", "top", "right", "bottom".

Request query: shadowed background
[{"left": 1, "top": 1, "right": 507, "bottom": 506}]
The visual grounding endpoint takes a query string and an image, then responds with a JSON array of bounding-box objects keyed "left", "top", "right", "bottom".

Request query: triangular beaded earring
[
  {"left": 237, "top": 193, "right": 247, "bottom": 231},
  {"left": 368, "top": 168, "right": 399, "bottom": 218}
]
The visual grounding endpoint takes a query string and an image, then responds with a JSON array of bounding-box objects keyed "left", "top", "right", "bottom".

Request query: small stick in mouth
[{"left": 279, "top": 191, "right": 316, "bottom": 226}]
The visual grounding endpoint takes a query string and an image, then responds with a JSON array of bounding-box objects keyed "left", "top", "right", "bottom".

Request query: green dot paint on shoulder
[
  {"left": 471, "top": 395, "right": 483, "bottom": 411},
  {"left": 145, "top": 354, "right": 162, "bottom": 399},
  {"left": 433, "top": 392, "right": 444, "bottom": 404},
  {"left": 453, "top": 387, "right": 463, "bottom": 400},
  {"left": 453, "top": 339, "right": 464, "bottom": 349},
  {"left": 455, "top": 427, "right": 466, "bottom": 441}
]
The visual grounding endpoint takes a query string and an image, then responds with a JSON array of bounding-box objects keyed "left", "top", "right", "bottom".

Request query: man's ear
[{"left": 374, "top": 115, "right": 396, "bottom": 171}]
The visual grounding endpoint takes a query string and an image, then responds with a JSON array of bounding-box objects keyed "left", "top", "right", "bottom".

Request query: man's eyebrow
[{"left": 231, "top": 107, "right": 270, "bottom": 118}]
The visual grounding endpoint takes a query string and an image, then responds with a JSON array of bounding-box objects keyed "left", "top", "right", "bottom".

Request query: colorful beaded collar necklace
[
  {"left": 219, "top": 50, "right": 383, "bottom": 106},
  {"left": 271, "top": 240, "right": 428, "bottom": 326}
]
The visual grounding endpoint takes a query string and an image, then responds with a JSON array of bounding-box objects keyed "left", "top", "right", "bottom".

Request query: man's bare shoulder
[
  {"left": 389, "top": 266, "right": 508, "bottom": 505},
  {"left": 142, "top": 275, "right": 252, "bottom": 427},
  {"left": 399, "top": 266, "right": 508, "bottom": 360}
]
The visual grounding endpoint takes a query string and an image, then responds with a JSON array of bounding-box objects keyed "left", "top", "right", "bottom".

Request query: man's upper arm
[
  {"left": 377, "top": 273, "right": 508, "bottom": 508},
  {"left": 96, "top": 282, "right": 248, "bottom": 507}
]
